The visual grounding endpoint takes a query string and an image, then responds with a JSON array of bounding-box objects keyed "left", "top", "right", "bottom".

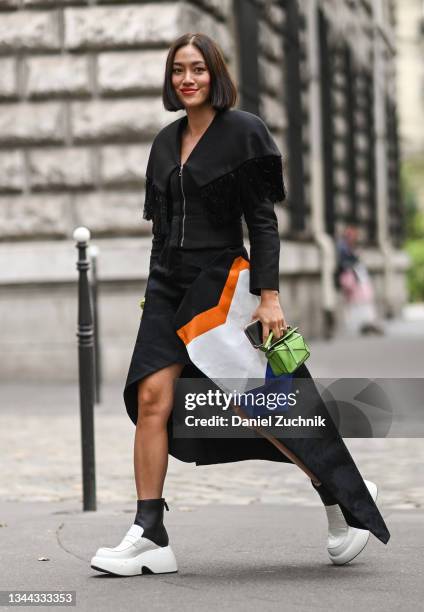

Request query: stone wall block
[
  {"left": 333, "top": 116, "right": 348, "bottom": 138},
  {"left": 0, "top": 58, "right": 18, "bottom": 98},
  {"left": 0, "top": 10, "right": 60, "bottom": 51},
  {"left": 356, "top": 178, "right": 369, "bottom": 198},
  {"left": 333, "top": 141, "right": 347, "bottom": 164},
  {"left": 258, "top": 57, "right": 284, "bottom": 96},
  {"left": 64, "top": 4, "right": 181, "bottom": 49},
  {"left": 334, "top": 167, "right": 348, "bottom": 190},
  {"left": 73, "top": 191, "right": 146, "bottom": 235},
  {"left": 358, "top": 204, "right": 370, "bottom": 221},
  {"left": 71, "top": 99, "right": 174, "bottom": 142},
  {"left": 333, "top": 72, "right": 346, "bottom": 89},
  {"left": 97, "top": 50, "right": 167, "bottom": 94},
  {"left": 25, "top": 55, "right": 91, "bottom": 97},
  {"left": 356, "top": 132, "right": 369, "bottom": 151},
  {"left": 334, "top": 193, "right": 350, "bottom": 214},
  {"left": 0, "top": 194, "right": 71, "bottom": 239},
  {"left": 28, "top": 147, "right": 94, "bottom": 189},
  {"left": 265, "top": 2, "right": 285, "bottom": 29},
  {"left": 259, "top": 20, "right": 283, "bottom": 61},
  {"left": 0, "top": 150, "right": 25, "bottom": 191},
  {"left": 260, "top": 94, "right": 287, "bottom": 131},
  {"left": 100, "top": 144, "right": 151, "bottom": 186},
  {"left": 355, "top": 155, "right": 369, "bottom": 175},
  {"left": 189, "top": 0, "right": 232, "bottom": 20},
  {"left": 0, "top": 103, "right": 67, "bottom": 144},
  {"left": 332, "top": 89, "right": 346, "bottom": 113}
]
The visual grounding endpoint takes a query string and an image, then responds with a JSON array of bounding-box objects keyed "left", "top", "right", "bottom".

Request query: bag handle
[{"left": 261, "top": 326, "right": 298, "bottom": 351}]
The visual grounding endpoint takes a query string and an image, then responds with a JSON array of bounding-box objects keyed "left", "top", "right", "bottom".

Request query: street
[{"left": 1, "top": 313, "right": 423, "bottom": 610}]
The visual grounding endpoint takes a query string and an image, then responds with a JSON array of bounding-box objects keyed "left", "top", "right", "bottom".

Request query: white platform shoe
[
  {"left": 90, "top": 498, "right": 178, "bottom": 576},
  {"left": 324, "top": 479, "right": 378, "bottom": 565},
  {"left": 90, "top": 524, "right": 178, "bottom": 576}
]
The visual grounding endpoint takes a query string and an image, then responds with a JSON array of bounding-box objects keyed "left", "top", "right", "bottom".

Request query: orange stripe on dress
[{"left": 176, "top": 256, "right": 250, "bottom": 346}]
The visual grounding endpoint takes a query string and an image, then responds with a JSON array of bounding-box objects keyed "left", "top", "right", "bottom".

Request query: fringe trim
[
  {"left": 142, "top": 175, "right": 170, "bottom": 236},
  {"left": 142, "top": 155, "right": 286, "bottom": 234},
  {"left": 199, "top": 155, "right": 286, "bottom": 228}
]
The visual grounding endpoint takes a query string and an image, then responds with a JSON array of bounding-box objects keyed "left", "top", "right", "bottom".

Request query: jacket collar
[{"left": 146, "top": 108, "right": 282, "bottom": 195}]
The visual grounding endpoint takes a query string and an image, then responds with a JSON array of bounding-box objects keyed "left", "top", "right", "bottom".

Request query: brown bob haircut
[{"left": 162, "top": 32, "right": 238, "bottom": 111}]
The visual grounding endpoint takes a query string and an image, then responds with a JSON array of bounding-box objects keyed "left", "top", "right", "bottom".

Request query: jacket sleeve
[{"left": 239, "top": 156, "right": 283, "bottom": 296}]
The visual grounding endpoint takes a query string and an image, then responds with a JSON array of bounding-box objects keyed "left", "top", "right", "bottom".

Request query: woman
[
  {"left": 90, "top": 33, "right": 389, "bottom": 577},
  {"left": 336, "top": 225, "right": 384, "bottom": 336}
]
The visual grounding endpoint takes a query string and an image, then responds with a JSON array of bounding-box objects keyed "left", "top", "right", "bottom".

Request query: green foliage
[
  {"left": 401, "top": 161, "right": 424, "bottom": 301},
  {"left": 405, "top": 239, "right": 424, "bottom": 302}
]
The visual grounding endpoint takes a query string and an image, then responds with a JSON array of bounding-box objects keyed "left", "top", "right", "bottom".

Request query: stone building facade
[
  {"left": 0, "top": 0, "right": 408, "bottom": 382},
  {"left": 395, "top": 0, "right": 424, "bottom": 210},
  {"left": 395, "top": 0, "right": 424, "bottom": 158}
]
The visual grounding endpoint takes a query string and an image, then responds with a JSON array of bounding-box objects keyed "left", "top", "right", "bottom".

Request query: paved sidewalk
[
  {"left": 1, "top": 312, "right": 423, "bottom": 610},
  {"left": 1, "top": 312, "right": 423, "bottom": 509},
  {"left": 0, "top": 500, "right": 423, "bottom": 612}
]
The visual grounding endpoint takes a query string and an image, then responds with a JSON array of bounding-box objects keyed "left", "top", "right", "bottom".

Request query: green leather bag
[{"left": 259, "top": 325, "right": 310, "bottom": 376}]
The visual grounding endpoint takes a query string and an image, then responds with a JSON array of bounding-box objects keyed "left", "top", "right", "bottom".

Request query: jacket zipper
[{"left": 179, "top": 163, "right": 186, "bottom": 247}]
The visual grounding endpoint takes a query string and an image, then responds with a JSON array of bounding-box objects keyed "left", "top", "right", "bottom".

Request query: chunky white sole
[
  {"left": 328, "top": 527, "right": 371, "bottom": 565},
  {"left": 328, "top": 479, "right": 378, "bottom": 566},
  {"left": 91, "top": 544, "right": 178, "bottom": 576}
]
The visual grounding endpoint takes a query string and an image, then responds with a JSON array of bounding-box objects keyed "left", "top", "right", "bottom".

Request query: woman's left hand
[{"left": 251, "top": 290, "right": 289, "bottom": 345}]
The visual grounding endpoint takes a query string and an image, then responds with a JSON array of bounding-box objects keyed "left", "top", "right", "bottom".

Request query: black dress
[{"left": 121, "top": 108, "right": 390, "bottom": 546}]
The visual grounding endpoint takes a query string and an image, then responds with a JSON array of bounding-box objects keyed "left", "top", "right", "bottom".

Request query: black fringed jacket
[{"left": 142, "top": 108, "right": 286, "bottom": 295}]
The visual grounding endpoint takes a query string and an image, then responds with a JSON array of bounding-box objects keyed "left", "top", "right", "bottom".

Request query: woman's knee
[
  {"left": 136, "top": 377, "right": 171, "bottom": 426},
  {"left": 136, "top": 363, "right": 184, "bottom": 426}
]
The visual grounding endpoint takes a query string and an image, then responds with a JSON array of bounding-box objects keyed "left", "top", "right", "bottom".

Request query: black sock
[{"left": 311, "top": 479, "right": 338, "bottom": 506}]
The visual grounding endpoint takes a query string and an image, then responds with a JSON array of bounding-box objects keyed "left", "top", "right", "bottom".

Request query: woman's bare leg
[
  {"left": 134, "top": 363, "right": 185, "bottom": 499},
  {"left": 230, "top": 402, "right": 321, "bottom": 484}
]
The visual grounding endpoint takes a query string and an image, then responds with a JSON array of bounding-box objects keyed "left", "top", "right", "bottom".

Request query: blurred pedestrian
[{"left": 336, "top": 225, "right": 385, "bottom": 335}]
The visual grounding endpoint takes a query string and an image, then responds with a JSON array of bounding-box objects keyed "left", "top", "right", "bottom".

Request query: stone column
[
  {"left": 305, "top": 0, "right": 338, "bottom": 337},
  {"left": 372, "top": 0, "right": 396, "bottom": 316}
]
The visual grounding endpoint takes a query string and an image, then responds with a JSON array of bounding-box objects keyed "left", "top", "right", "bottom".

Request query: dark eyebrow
[{"left": 172, "top": 61, "right": 206, "bottom": 66}]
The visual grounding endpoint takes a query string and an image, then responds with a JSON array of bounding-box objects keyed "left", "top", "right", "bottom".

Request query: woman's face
[{"left": 172, "top": 44, "right": 211, "bottom": 109}]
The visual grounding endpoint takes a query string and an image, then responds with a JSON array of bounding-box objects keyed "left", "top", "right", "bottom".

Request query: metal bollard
[
  {"left": 88, "top": 245, "right": 102, "bottom": 405},
  {"left": 74, "top": 226, "right": 97, "bottom": 511}
]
